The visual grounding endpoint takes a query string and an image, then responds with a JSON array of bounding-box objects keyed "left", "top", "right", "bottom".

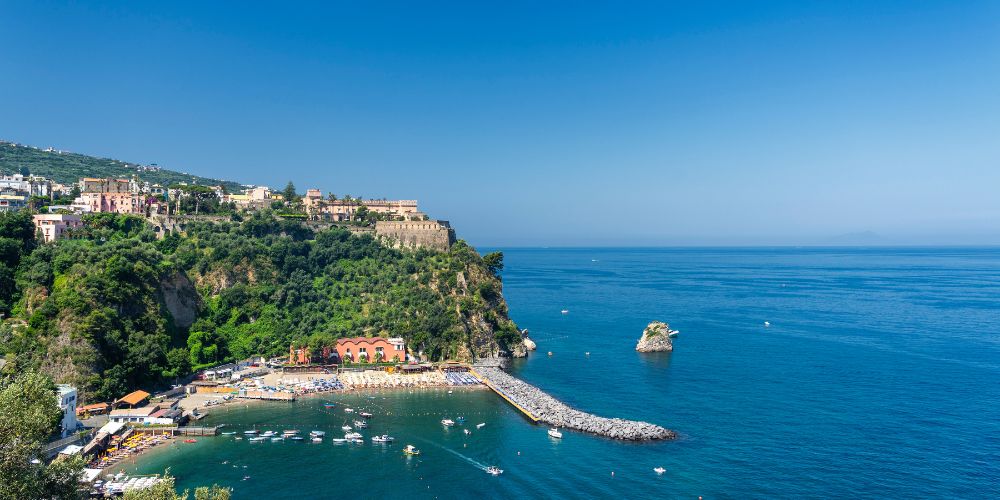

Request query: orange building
[{"left": 335, "top": 337, "right": 406, "bottom": 363}]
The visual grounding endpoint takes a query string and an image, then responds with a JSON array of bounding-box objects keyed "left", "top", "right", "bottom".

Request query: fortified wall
[{"left": 375, "top": 220, "right": 456, "bottom": 252}]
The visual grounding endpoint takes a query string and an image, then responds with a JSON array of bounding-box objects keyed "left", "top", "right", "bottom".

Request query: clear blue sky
[{"left": 2, "top": 1, "right": 998, "bottom": 246}]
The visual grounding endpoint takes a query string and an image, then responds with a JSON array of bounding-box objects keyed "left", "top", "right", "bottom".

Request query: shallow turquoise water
[{"left": 129, "top": 247, "right": 1000, "bottom": 498}]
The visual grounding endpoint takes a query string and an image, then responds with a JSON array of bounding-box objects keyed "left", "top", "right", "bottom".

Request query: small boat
[
  {"left": 331, "top": 438, "right": 347, "bottom": 444},
  {"left": 353, "top": 420, "right": 368, "bottom": 429},
  {"left": 476, "top": 423, "right": 486, "bottom": 429},
  {"left": 290, "top": 436, "right": 304, "bottom": 441},
  {"left": 463, "top": 429, "right": 471, "bottom": 435},
  {"left": 764, "top": 321, "right": 770, "bottom": 327},
  {"left": 261, "top": 431, "right": 276, "bottom": 438},
  {"left": 447, "top": 390, "right": 453, "bottom": 394},
  {"left": 561, "top": 309, "right": 569, "bottom": 314},
  {"left": 359, "top": 412, "right": 373, "bottom": 418},
  {"left": 342, "top": 425, "right": 352, "bottom": 431},
  {"left": 403, "top": 444, "right": 420, "bottom": 455},
  {"left": 183, "top": 439, "right": 197, "bottom": 444},
  {"left": 311, "top": 437, "right": 323, "bottom": 443},
  {"left": 221, "top": 432, "right": 236, "bottom": 435},
  {"left": 235, "top": 437, "right": 244, "bottom": 441},
  {"left": 282, "top": 429, "right": 299, "bottom": 436},
  {"left": 547, "top": 351, "right": 553, "bottom": 356},
  {"left": 243, "top": 430, "right": 259, "bottom": 435},
  {"left": 485, "top": 466, "right": 503, "bottom": 476},
  {"left": 309, "top": 430, "right": 326, "bottom": 438},
  {"left": 323, "top": 403, "right": 337, "bottom": 408},
  {"left": 371, "top": 434, "right": 394, "bottom": 443},
  {"left": 456, "top": 417, "right": 466, "bottom": 424},
  {"left": 548, "top": 428, "right": 563, "bottom": 439},
  {"left": 668, "top": 330, "right": 679, "bottom": 338},
  {"left": 441, "top": 419, "right": 455, "bottom": 427},
  {"left": 242, "top": 476, "right": 251, "bottom": 481},
  {"left": 270, "top": 437, "right": 284, "bottom": 442},
  {"left": 248, "top": 436, "right": 266, "bottom": 442},
  {"left": 345, "top": 432, "right": 363, "bottom": 440},
  {"left": 654, "top": 467, "right": 666, "bottom": 474},
  {"left": 344, "top": 408, "right": 354, "bottom": 413}
]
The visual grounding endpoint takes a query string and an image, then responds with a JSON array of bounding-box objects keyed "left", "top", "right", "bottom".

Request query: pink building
[
  {"left": 33, "top": 214, "right": 83, "bottom": 242},
  {"left": 80, "top": 192, "right": 147, "bottom": 214}
]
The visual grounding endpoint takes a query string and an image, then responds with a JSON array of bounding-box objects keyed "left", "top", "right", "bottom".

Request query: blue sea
[{"left": 128, "top": 247, "right": 1000, "bottom": 498}]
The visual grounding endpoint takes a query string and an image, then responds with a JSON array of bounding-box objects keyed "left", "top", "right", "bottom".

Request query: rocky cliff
[{"left": 635, "top": 321, "right": 674, "bottom": 352}]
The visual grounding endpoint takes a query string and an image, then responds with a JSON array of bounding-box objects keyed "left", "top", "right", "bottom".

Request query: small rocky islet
[{"left": 635, "top": 320, "right": 676, "bottom": 352}]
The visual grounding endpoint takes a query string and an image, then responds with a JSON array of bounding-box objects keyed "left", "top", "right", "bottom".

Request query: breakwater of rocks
[{"left": 475, "top": 367, "right": 676, "bottom": 441}]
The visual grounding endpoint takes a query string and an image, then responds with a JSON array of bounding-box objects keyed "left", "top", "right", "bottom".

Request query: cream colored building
[{"left": 34, "top": 214, "right": 83, "bottom": 242}]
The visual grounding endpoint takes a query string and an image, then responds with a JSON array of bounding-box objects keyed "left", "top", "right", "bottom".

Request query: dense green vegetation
[
  {"left": 0, "top": 211, "right": 518, "bottom": 402},
  {"left": 0, "top": 141, "right": 244, "bottom": 193},
  {"left": 0, "top": 371, "right": 84, "bottom": 499}
]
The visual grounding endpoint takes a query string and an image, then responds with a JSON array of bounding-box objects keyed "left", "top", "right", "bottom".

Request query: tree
[
  {"left": 326, "top": 193, "right": 337, "bottom": 201},
  {"left": 120, "top": 472, "right": 231, "bottom": 500},
  {"left": 482, "top": 251, "right": 504, "bottom": 277},
  {"left": 19, "top": 166, "right": 30, "bottom": 177},
  {"left": 0, "top": 371, "right": 84, "bottom": 500},
  {"left": 282, "top": 182, "right": 298, "bottom": 204}
]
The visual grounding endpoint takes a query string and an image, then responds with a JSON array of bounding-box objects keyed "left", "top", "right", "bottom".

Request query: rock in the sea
[
  {"left": 523, "top": 337, "right": 537, "bottom": 351},
  {"left": 636, "top": 321, "right": 674, "bottom": 352}
]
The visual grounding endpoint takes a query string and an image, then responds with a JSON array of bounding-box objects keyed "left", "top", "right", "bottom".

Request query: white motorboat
[
  {"left": 668, "top": 330, "right": 679, "bottom": 337},
  {"left": 476, "top": 423, "right": 486, "bottom": 429},
  {"left": 261, "top": 431, "right": 276, "bottom": 438},
  {"left": 654, "top": 467, "right": 666, "bottom": 474},
  {"left": 331, "top": 438, "right": 347, "bottom": 444},
  {"left": 548, "top": 428, "right": 563, "bottom": 439},
  {"left": 441, "top": 419, "right": 455, "bottom": 426},
  {"left": 764, "top": 321, "right": 770, "bottom": 327},
  {"left": 344, "top": 432, "right": 363, "bottom": 440},
  {"left": 248, "top": 436, "right": 266, "bottom": 442},
  {"left": 403, "top": 445, "right": 420, "bottom": 455},
  {"left": 485, "top": 466, "right": 503, "bottom": 476},
  {"left": 310, "top": 430, "right": 325, "bottom": 438},
  {"left": 463, "top": 429, "right": 471, "bottom": 435},
  {"left": 243, "top": 430, "right": 259, "bottom": 435},
  {"left": 359, "top": 412, "right": 373, "bottom": 418},
  {"left": 344, "top": 408, "right": 354, "bottom": 413},
  {"left": 561, "top": 309, "right": 569, "bottom": 314},
  {"left": 311, "top": 437, "right": 322, "bottom": 443},
  {"left": 353, "top": 420, "right": 368, "bottom": 429},
  {"left": 371, "top": 434, "right": 394, "bottom": 443},
  {"left": 342, "top": 425, "right": 352, "bottom": 431},
  {"left": 270, "top": 437, "right": 284, "bottom": 442}
]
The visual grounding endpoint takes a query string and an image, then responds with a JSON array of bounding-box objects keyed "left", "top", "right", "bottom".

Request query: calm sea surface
[{"left": 128, "top": 247, "right": 1000, "bottom": 498}]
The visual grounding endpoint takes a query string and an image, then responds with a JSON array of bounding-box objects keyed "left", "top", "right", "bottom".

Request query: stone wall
[{"left": 375, "top": 220, "right": 456, "bottom": 252}]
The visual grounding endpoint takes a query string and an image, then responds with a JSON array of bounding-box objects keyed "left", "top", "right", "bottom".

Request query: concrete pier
[{"left": 475, "top": 366, "right": 675, "bottom": 441}]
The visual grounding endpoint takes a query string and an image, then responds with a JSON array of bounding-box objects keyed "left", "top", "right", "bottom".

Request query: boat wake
[{"left": 412, "top": 438, "right": 491, "bottom": 471}]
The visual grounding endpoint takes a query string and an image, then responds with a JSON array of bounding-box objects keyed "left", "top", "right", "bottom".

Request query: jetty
[{"left": 474, "top": 366, "right": 675, "bottom": 441}]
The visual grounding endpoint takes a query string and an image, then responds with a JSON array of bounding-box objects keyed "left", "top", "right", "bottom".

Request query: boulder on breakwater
[
  {"left": 476, "top": 366, "right": 675, "bottom": 441},
  {"left": 636, "top": 321, "right": 674, "bottom": 352}
]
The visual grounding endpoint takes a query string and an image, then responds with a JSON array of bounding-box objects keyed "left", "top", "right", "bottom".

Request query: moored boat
[
  {"left": 654, "top": 467, "right": 666, "bottom": 474},
  {"left": 476, "top": 423, "right": 486, "bottom": 429},
  {"left": 311, "top": 437, "right": 322, "bottom": 443},
  {"left": 359, "top": 412, "right": 373, "bottom": 418},
  {"left": 261, "top": 431, "right": 276, "bottom": 438},
  {"left": 342, "top": 425, "right": 352, "bottom": 431},
  {"left": 243, "top": 430, "right": 259, "bottom": 435},
  {"left": 441, "top": 419, "right": 455, "bottom": 426},
  {"left": 353, "top": 420, "right": 368, "bottom": 429},
  {"left": 548, "top": 428, "right": 563, "bottom": 439},
  {"left": 344, "top": 408, "right": 354, "bottom": 413},
  {"left": 331, "top": 438, "right": 347, "bottom": 444},
  {"left": 270, "top": 437, "right": 284, "bottom": 442},
  {"left": 371, "top": 434, "right": 394, "bottom": 443},
  {"left": 309, "top": 430, "right": 326, "bottom": 438}
]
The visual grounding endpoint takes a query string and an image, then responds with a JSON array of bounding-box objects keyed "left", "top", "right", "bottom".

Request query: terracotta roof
[{"left": 116, "top": 390, "right": 150, "bottom": 406}]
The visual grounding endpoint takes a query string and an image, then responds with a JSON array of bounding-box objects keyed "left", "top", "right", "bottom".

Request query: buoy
[
  {"left": 611, "top": 471, "right": 615, "bottom": 476},
  {"left": 547, "top": 351, "right": 553, "bottom": 356}
]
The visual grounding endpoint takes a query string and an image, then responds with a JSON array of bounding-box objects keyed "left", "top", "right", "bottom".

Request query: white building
[{"left": 56, "top": 385, "right": 79, "bottom": 437}]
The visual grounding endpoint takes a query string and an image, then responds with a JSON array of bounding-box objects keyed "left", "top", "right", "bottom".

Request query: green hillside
[{"left": 0, "top": 141, "right": 246, "bottom": 193}]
